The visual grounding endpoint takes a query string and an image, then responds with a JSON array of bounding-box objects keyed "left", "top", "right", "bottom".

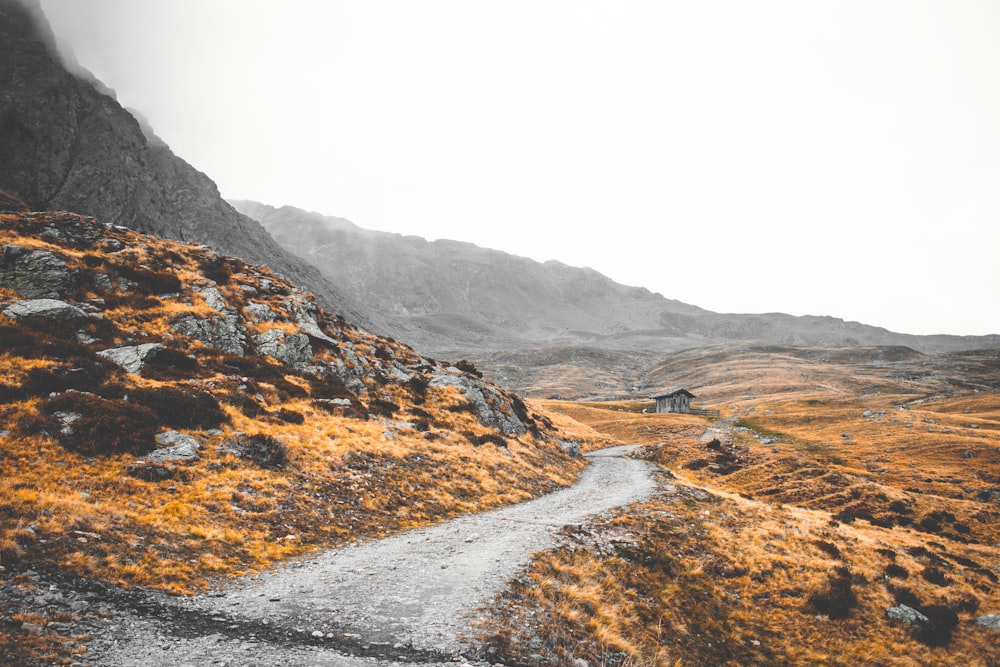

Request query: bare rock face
[
  {"left": 0, "top": 244, "right": 75, "bottom": 298},
  {"left": 0, "top": 0, "right": 369, "bottom": 328}
]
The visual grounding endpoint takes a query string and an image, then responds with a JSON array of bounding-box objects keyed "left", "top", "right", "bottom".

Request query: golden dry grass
[
  {"left": 480, "top": 350, "right": 1000, "bottom": 666},
  {"left": 0, "top": 212, "right": 593, "bottom": 601}
]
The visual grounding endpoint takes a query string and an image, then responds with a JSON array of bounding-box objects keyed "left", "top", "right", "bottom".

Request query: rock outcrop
[
  {"left": 0, "top": 244, "right": 75, "bottom": 298},
  {"left": 0, "top": 210, "right": 547, "bottom": 441}
]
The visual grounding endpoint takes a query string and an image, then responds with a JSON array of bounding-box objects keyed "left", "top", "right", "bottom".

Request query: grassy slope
[
  {"left": 0, "top": 211, "right": 591, "bottom": 663},
  {"left": 479, "top": 350, "right": 1000, "bottom": 666}
]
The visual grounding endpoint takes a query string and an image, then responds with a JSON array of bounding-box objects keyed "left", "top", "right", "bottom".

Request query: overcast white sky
[{"left": 37, "top": 0, "right": 1000, "bottom": 336}]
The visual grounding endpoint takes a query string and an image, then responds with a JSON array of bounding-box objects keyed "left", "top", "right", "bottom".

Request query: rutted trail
[{"left": 90, "top": 445, "right": 657, "bottom": 665}]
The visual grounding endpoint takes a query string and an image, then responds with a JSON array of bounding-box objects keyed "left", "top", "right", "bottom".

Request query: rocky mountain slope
[
  {"left": 0, "top": 210, "right": 591, "bottom": 664},
  {"left": 230, "top": 200, "right": 708, "bottom": 355},
  {"left": 0, "top": 0, "right": 368, "bottom": 327},
  {"left": 233, "top": 202, "right": 1000, "bottom": 398}
]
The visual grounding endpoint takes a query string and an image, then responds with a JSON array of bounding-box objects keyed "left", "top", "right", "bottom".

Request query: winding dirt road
[{"left": 89, "top": 445, "right": 657, "bottom": 666}]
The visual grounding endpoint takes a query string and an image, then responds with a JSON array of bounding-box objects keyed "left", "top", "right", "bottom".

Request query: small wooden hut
[{"left": 650, "top": 388, "right": 695, "bottom": 414}]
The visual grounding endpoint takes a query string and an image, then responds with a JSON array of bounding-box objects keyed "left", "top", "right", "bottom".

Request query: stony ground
[{"left": 68, "top": 445, "right": 654, "bottom": 666}]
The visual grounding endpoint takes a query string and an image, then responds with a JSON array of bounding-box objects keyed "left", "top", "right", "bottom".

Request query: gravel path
[{"left": 88, "top": 445, "right": 656, "bottom": 666}]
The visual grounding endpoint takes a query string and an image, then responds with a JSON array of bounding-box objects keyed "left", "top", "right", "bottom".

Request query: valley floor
[{"left": 478, "top": 400, "right": 1000, "bottom": 666}]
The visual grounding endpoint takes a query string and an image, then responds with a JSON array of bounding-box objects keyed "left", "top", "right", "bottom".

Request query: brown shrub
[
  {"left": 920, "top": 566, "right": 953, "bottom": 587},
  {"left": 812, "top": 539, "right": 842, "bottom": 560},
  {"left": 470, "top": 432, "right": 508, "bottom": 448},
  {"left": 275, "top": 408, "right": 304, "bottom": 424},
  {"left": 103, "top": 291, "right": 161, "bottom": 310},
  {"left": 22, "top": 360, "right": 118, "bottom": 398},
  {"left": 368, "top": 398, "right": 399, "bottom": 417},
  {"left": 885, "top": 563, "right": 909, "bottom": 579},
  {"left": 42, "top": 393, "right": 158, "bottom": 455},
  {"left": 126, "top": 461, "right": 178, "bottom": 482},
  {"left": 916, "top": 605, "right": 959, "bottom": 647},
  {"left": 807, "top": 566, "right": 858, "bottom": 619},
  {"left": 139, "top": 347, "right": 202, "bottom": 380},
  {"left": 224, "top": 433, "right": 288, "bottom": 469},
  {"left": 128, "top": 386, "right": 228, "bottom": 429},
  {"left": 111, "top": 264, "right": 182, "bottom": 294}
]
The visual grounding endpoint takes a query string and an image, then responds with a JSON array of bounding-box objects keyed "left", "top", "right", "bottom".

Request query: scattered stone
[
  {"left": 96, "top": 343, "right": 165, "bottom": 374},
  {"left": 200, "top": 287, "right": 229, "bottom": 312},
  {"left": 147, "top": 431, "right": 201, "bottom": 462},
  {"left": 887, "top": 604, "right": 929, "bottom": 627},
  {"left": 3, "top": 298, "right": 87, "bottom": 320},
  {"left": 255, "top": 329, "right": 313, "bottom": 370},
  {"left": 558, "top": 439, "right": 582, "bottom": 458},
  {"left": 243, "top": 302, "right": 276, "bottom": 322},
  {"left": 976, "top": 614, "right": 1000, "bottom": 630}
]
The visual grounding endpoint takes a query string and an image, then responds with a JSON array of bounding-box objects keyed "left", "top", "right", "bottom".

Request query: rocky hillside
[
  {"left": 233, "top": 202, "right": 1000, "bottom": 398},
  {"left": 231, "top": 200, "right": 707, "bottom": 355},
  {"left": 0, "top": 0, "right": 368, "bottom": 327},
  {"left": 0, "top": 208, "right": 587, "bottom": 661}
]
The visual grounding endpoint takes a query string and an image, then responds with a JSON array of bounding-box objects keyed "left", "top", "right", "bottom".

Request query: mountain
[
  {"left": 230, "top": 200, "right": 708, "bottom": 353},
  {"left": 0, "top": 0, "right": 368, "bottom": 327},
  {"left": 232, "top": 201, "right": 1000, "bottom": 397}
]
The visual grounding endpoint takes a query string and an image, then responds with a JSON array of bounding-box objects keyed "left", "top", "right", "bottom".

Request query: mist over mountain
[
  {"left": 232, "top": 201, "right": 999, "bottom": 396},
  {"left": 0, "top": 0, "right": 368, "bottom": 327},
  {"left": 230, "top": 200, "right": 709, "bottom": 353}
]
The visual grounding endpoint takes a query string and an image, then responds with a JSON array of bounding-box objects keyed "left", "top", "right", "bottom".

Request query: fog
[{"left": 35, "top": 0, "right": 1000, "bottom": 336}]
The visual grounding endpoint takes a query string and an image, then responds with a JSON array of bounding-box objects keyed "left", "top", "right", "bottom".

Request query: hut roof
[{"left": 649, "top": 388, "right": 695, "bottom": 399}]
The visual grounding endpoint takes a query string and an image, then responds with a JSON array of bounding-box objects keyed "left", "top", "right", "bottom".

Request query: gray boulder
[
  {"left": 172, "top": 313, "right": 245, "bottom": 355},
  {"left": 285, "top": 297, "right": 339, "bottom": 345},
  {"left": 430, "top": 370, "right": 527, "bottom": 435},
  {"left": 0, "top": 245, "right": 75, "bottom": 298},
  {"left": 38, "top": 215, "right": 105, "bottom": 247},
  {"left": 255, "top": 329, "right": 313, "bottom": 370},
  {"left": 559, "top": 439, "right": 583, "bottom": 458},
  {"left": 3, "top": 298, "right": 87, "bottom": 320},
  {"left": 96, "top": 343, "right": 165, "bottom": 374},
  {"left": 976, "top": 614, "right": 1000, "bottom": 630},
  {"left": 244, "top": 301, "right": 276, "bottom": 322},
  {"left": 887, "top": 605, "right": 929, "bottom": 626},
  {"left": 147, "top": 431, "right": 200, "bottom": 462}
]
